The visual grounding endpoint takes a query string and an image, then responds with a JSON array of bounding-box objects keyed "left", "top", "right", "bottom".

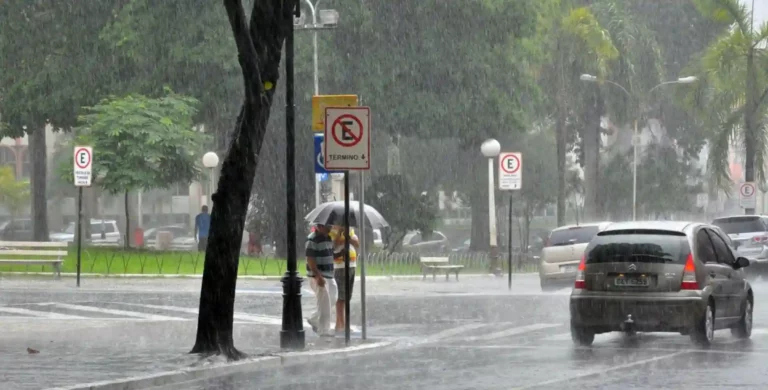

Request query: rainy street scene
[{"left": 6, "top": 0, "right": 768, "bottom": 389}]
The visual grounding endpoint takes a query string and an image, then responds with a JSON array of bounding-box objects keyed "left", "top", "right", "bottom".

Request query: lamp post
[
  {"left": 579, "top": 74, "right": 697, "bottom": 220},
  {"left": 281, "top": 0, "right": 305, "bottom": 350},
  {"left": 295, "top": 1, "right": 339, "bottom": 207},
  {"left": 202, "top": 152, "right": 219, "bottom": 208},
  {"left": 481, "top": 139, "right": 501, "bottom": 275}
]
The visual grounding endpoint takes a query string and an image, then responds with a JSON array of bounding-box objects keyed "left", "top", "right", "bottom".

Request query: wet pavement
[{"left": 3, "top": 274, "right": 768, "bottom": 389}]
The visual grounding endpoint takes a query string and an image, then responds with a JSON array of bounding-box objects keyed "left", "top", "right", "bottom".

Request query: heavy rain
[{"left": 2, "top": 0, "right": 768, "bottom": 389}]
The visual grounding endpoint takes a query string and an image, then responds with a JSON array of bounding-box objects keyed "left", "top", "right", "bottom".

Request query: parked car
[
  {"left": 50, "top": 219, "right": 122, "bottom": 245},
  {"left": 539, "top": 222, "right": 612, "bottom": 291},
  {"left": 401, "top": 230, "right": 449, "bottom": 253},
  {"left": 0, "top": 218, "right": 33, "bottom": 242},
  {"left": 570, "top": 221, "right": 753, "bottom": 347},
  {"left": 711, "top": 215, "right": 768, "bottom": 276},
  {"left": 143, "top": 225, "right": 196, "bottom": 251}
]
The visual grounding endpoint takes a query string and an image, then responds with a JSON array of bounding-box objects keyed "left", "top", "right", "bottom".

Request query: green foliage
[
  {"left": 517, "top": 125, "right": 559, "bottom": 215},
  {"left": 367, "top": 174, "right": 438, "bottom": 251},
  {"left": 601, "top": 144, "right": 703, "bottom": 218},
  {"left": 69, "top": 91, "right": 206, "bottom": 194},
  {"left": 0, "top": 166, "right": 30, "bottom": 217},
  {"left": 681, "top": 0, "right": 768, "bottom": 189}
]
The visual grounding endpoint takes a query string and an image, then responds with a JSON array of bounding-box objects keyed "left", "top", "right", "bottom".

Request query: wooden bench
[
  {"left": 0, "top": 241, "right": 68, "bottom": 279},
  {"left": 421, "top": 256, "right": 465, "bottom": 281}
]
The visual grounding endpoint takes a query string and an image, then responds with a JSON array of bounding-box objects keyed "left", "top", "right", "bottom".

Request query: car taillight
[
  {"left": 574, "top": 254, "right": 586, "bottom": 289},
  {"left": 680, "top": 253, "right": 699, "bottom": 290},
  {"left": 752, "top": 235, "right": 768, "bottom": 244}
]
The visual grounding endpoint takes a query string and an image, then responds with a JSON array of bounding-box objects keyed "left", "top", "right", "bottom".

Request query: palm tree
[
  {"left": 684, "top": 0, "right": 768, "bottom": 213},
  {"left": 579, "top": 0, "right": 665, "bottom": 220},
  {"left": 534, "top": 0, "right": 618, "bottom": 226}
]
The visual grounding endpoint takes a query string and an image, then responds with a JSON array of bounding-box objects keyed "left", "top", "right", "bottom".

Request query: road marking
[
  {"left": 416, "top": 323, "right": 488, "bottom": 344},
  {"left": 40, "top": 303, "right": 186, "bottom": 321},
  {"left": 0, "top": 306, "right": 86, "bottom": 319},
  {"left": 541, "top": 332, "right": 572, "bottom": 341},
  {"left": 513, "top": 351, "right": 687, "bottom": 389},
  {"left": 109, "top": 302, "right": 308, "bottom": 327},
  {"left": 460, "top": 323, "right": 561, "bottom": 342}
]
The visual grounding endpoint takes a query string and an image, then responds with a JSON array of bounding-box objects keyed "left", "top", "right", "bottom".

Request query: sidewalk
[{"left": 1, "top": 318, "right": 381, "bottom": 390}]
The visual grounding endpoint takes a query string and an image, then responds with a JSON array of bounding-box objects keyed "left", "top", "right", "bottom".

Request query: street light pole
[
  {"left": 202, "top": 152, "right": 219, "bottom": 208},
  {"left": 304, "top": 0, "right": 321, "bottom": 208},
  {"left": 481, "top": 139, "right": 501, "bottom": 275},
  {"left": 633, "top": 118, "right": 638, "bottom": 221},
  {"left": 579, "top": 74, "right": 697, "bottom": 221},
  {"left": 281, "top": 0, "right": 305, "bottom": 350}
]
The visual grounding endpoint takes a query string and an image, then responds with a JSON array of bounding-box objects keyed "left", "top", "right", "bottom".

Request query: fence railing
[{"left": 0, "top": 246, "right": 540, "bottom": 276}]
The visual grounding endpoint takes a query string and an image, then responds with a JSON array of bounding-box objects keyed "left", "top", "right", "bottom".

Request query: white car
[{"left": 50, "top": 219, "right": 122, "bottom": 245}]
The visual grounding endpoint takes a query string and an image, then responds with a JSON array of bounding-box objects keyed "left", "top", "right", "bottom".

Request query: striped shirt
[{"left": 305, "top": 231, "right": 334, "bottom": 278}]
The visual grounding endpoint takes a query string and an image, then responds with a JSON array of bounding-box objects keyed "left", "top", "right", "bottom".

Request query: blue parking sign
[{"left": 314, "top": 134, "right": 341, "bottom": 174}]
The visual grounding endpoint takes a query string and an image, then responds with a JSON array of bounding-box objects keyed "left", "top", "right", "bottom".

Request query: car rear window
[
  {"left": 547, "top": 226, "right": 600, "bottom": 247},
  {"left": 712, "top": 217, "right": 766, "bottom": 234},
  {"left": 585, "top": 230, "right": 690, "bottom": 264}
]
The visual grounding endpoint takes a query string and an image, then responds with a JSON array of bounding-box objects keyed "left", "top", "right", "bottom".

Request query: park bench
[
  {"left": 0, "top": 241, "right": 68, "bottom": 279},
  {"left": 421, "top": 256, "right": 465, "bottom": 281}
]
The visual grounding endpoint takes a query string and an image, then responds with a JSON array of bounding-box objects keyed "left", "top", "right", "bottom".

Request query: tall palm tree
[
  {"left": 684, "top": 0, "right": 768, "bottom": 213},
  {"left": 534, "top": 0, "right": 618, "bottom": 226},
  {"left": 579, "top": 0, "right": 665, "bottom": 220}
]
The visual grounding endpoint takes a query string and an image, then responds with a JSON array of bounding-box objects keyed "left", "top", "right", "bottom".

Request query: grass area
[{"left": 0, "top": 247, "right": 538, "bottom": 276}]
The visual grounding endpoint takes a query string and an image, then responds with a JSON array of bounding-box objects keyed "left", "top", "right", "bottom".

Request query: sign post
[
  {"left": 740, "top": 182, "right": 757, "bottom": 210},
  {"left": 324, "top": 106, "right": 371, "bottom": 345},
  {"left": 73, "top": 146, "right": 93, "bottom": 288},
  {"left": 499, "top": 152, "right": 522, "bottom": 290}
]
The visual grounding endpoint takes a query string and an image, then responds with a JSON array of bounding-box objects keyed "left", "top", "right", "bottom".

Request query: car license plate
[
  {"left": 560, "top": 265, "right": 578, "bottom": 273},
  {"left": 614, "top": 276, "right": 649, "bottom": 287}
]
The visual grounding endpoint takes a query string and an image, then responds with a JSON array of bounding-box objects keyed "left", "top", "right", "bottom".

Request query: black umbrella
[{"left": 304, "top": 201, "right": 389, "bottom": 228}]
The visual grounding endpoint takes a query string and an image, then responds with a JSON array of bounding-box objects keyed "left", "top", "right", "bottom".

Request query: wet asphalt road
[
  {"left": 169, "top": 277, "right": 768, "bottom": 390},
  {"left": 4, "top": 276, "right": 768, "bottom": 389}
]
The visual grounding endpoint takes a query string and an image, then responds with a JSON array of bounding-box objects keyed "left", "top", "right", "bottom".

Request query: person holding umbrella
[
  {"left": 330, "top": 224, "right": 359, "bottom": 333},
  {"left": 305, "top": 222, "right": 337, "bottom": 337}
]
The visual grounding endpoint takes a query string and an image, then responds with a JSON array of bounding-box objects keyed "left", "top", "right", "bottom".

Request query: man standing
[
  {"left": 194, "top": 205, "right": 211, "bottom": 252},
  {"left": 305, "top": 223, "right": 337, "bottom": 337}
]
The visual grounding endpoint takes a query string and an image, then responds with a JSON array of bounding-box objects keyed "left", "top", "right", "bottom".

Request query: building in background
[{"left": 0, "top": 127, "right": 213, "bottom": 232}]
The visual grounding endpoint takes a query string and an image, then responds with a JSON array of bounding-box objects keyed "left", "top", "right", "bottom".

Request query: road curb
[
  {"left": 0, "top": 272, "right": 537, "bottom": 280},
  {"left": 46, "top": 341, "right": 393, "bottom": 390}
]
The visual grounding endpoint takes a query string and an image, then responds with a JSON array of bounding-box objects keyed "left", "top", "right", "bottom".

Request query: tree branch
[{"left": 222, "top": 0, "right": 264, "bottom": 99}]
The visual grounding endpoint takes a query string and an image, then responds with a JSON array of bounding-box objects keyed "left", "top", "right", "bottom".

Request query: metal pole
[
  {"left": 508, "top": 193, "right": 513, "bottom": 290},
  {"left": 209, "top": 168, "right": 215, "bottom": 207},
  {"left": 343, "top": 172, "right": 351, "bottom": 345},
  {"left": 632, "top": 119, "right": 638, "bottom": 221},
  {"left": 488, "top": 158, "right": 499, "bottom": 274},
  {"left": 76, "top": 187, "right": 83, "bottom": 288},
  {"left": 280, "top": 0, "right": 305, "bottom": 350},
  {"left": 308, "top": 0, "right": 322, "bottom": 208},
  {"left": 358, "top": 171, "right": 367, "bottom": 339}
]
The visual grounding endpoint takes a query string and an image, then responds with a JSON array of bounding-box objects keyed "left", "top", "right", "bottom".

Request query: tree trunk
[
  {"left": 469, "top": 149, "right": 490, "bottom": 251},
  {"left": 583, "top": 91, "right": 602, "bottom": 221},
  {"left": 556, "top": 104, "right": 567, "bottom": 227},
  {"left": 191, "top": 0, "right": 289, "bottom": 360},
  {"left": 29, "top": 127, "right": 49, "bottom": 241},
  {"left": 124, "top": 191, "right": 130, "bottom": 249},
  {"left": 744, "top": 47, "right": 757, "bottom": 214}
]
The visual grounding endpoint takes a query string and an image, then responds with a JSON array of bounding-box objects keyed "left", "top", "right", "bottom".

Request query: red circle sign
[
  {"left": 331, "top": 114, "right": 364, "bottom": 147},
  {"left": 75, "top": 148, "right": 91, "bottom": 169},
  {"left": 501, "top": 154, "right": 521, "bottom": 174},
  {"left": 741, "top": 183, "right": 756, "bottom": 197}
]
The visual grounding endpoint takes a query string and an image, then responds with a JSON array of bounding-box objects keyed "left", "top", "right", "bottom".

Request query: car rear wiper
[{"left": 610, "top": 254, "right": 674, "bottom": 262}]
